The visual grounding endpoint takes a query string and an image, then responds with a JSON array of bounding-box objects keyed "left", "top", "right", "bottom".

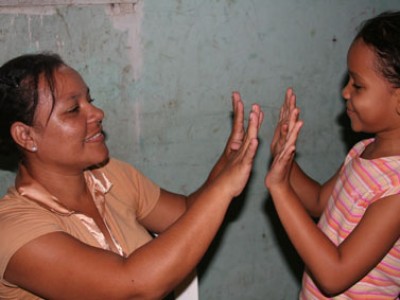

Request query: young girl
[{"left": 266, "top": 11, "right": 400, "bottom": 299}]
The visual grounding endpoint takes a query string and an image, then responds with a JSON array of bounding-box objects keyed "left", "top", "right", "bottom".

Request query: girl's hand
[
  {"left": 270, "top": 88, "right": 297, "bottom": 158},
  {"left": 208, "top": 92, "right": 264, "bottom": 182},
  {"left": 266, "top": 106, "right": 302, "bottom": 190}
]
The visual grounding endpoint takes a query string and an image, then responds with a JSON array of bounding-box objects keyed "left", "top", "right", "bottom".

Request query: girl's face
[
  {"left": 31, "top": 65, "right": 109, "bottom": 174},
  {"left": 342, "top": 38, "right": 400, "bottom": 135}
]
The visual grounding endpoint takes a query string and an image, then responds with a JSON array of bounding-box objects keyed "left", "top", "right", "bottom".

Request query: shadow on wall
[
  {"left": 197, "top": 175, "right": 252, "bottom": 281},
  {"left": 264, "top": 196, "right": 304, "bottom": 284}
]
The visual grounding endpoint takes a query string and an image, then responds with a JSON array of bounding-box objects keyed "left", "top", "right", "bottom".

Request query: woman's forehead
[{"left": 39, "top": 65, "right": 87, "bottom": 98}]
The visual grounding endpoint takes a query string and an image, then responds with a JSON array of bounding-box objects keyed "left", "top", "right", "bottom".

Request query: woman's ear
[{"left": 10, "top": 122, "right": 38, "bottom": 152}]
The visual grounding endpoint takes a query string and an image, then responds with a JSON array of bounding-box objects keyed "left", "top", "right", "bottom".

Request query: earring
[{"left": 31, "top": 146, "right": 37, "bottom": 152}]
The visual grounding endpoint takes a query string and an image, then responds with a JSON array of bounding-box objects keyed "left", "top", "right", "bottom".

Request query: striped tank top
[{"left": 300, "top": 138, "right": 400, "bottom": 299}]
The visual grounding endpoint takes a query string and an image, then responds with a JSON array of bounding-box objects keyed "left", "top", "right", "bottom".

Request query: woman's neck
[{"left": 23, "top": 160, "right": 90, "bottom": 209}]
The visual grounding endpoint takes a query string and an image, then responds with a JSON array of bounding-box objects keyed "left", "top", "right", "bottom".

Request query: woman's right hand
[
  {"left": 213, "top": 102, "right": 262, "bottom": 198},
  {"left": 270, "top": 88, "right": 297, "bottom": 158}
]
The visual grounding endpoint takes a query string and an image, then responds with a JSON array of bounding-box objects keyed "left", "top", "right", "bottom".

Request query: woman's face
[{"left": 31, "top": 65, "right": 109, "bottom": 174}]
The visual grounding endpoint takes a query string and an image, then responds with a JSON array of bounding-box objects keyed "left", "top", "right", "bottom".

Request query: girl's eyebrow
[{"left": 348, "top": 70, "right": 363, "bottom": 80}]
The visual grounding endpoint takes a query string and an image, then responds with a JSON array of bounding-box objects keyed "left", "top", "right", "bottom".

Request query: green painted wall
[{"left": 1, "top": 1, "right": 399, "bottom": 298}]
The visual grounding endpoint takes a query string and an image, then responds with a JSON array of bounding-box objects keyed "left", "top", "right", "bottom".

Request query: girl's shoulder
[{"left": 344, "top": 138, "right": 375, "bottom": 163}]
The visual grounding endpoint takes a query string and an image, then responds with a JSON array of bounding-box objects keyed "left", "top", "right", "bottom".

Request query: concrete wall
[{"left": 1, "top": 1, "right": 399, "bottom": 299}]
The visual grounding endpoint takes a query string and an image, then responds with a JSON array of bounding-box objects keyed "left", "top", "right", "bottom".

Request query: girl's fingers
[
  {"left": 283, "top": 120, "right": 303, "bottom": 156},
  {"left": 287, "top": 109, "right": 296, "bottom": 133}
]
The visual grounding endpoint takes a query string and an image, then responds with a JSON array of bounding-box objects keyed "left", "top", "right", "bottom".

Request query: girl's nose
[{"left": 342, "top": 81, "right": 350, "bottom": 101}]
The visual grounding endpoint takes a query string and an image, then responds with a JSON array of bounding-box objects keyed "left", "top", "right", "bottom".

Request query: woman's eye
[
  {"left": 68, "top": 106, "right": 80, "bottom": 113},
  {"left": 352, "top": 83, "right": 362, "bottom": 90}
]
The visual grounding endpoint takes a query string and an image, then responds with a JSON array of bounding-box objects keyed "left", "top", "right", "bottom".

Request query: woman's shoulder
[
  {"left": 90, "top": 157, "right": 154, "bottom": 189},
  {"left": 0, "top": 186, "right": 56, "bottom": 216}
]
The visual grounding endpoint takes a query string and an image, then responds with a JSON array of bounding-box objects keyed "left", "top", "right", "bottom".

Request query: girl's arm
[
  {"left": 289, "top": 161, "right": 340, "bottom": 217},
  {"left": 266, "top": 109, "right": 400, "bottom": 296},
  {"left": 271, "top": 88, "right": 336, "bottom": 217},
  {"left": 269, "top": 184, "right": 400, "bottom": 296},
  {"left": 4, "top": 95, "right": 262, "bottom": 300}
]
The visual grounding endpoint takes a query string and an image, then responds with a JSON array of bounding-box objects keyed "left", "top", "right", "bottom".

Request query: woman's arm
[{"left": 5, "top": 95, "right": 262, "bottom": 300}]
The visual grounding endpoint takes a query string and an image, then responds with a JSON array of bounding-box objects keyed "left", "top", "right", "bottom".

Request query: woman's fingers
[
  {"left": 242, "top": 111, "right": 260, "bottom": 162},
  {"left": 228, "top": 92, "right": 245, "bottom": 151}
]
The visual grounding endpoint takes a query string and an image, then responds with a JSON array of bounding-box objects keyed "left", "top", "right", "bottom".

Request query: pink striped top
[{"left": 300, "top": 138, "right": 400, "bottom": 299}]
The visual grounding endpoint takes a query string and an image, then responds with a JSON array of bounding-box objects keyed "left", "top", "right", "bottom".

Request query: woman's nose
[{"left": 88, "top": 103, "right": 105, "bottom": 124}]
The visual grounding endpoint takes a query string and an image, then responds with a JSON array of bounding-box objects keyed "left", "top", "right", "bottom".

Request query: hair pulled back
[
  {"left": 356, "top": 11, "right": 400, "bottom": 87},
  {"left": 0, "top": 53, "right": 64, "bottom": 155}
]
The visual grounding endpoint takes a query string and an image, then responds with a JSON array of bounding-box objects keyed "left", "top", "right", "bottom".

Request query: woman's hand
[
  {"left": 208, "top": 92, "right": 264, "bottom": 182},
  {"left": 212, "top": 101, "right": 263, "bottom": 198}
]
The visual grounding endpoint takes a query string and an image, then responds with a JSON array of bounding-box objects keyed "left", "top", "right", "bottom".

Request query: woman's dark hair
[
  {"left": 0, "top": 53, "right": 64, "bottom": 155},
  {"left": 356, "top": 11, "right": 400, "bottom": 87}
]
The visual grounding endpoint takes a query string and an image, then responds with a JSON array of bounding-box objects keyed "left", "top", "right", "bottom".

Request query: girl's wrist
[{"left": 267, "top": 182, "right": 292, "bottom": 198}]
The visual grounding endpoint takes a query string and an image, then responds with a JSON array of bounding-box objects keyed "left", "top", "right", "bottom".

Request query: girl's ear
[
  {"left": 395, "top": 88, "right": 400, "bottom": 115},
  {"left": 10, "top": 122, "right": 38, "bottom": 153}
]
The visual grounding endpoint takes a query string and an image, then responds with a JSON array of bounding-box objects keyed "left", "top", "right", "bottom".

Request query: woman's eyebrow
[{"left": 64, "top": 87, "right": 90, "bottom": 101}]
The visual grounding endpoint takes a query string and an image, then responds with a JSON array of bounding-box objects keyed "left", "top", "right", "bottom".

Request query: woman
[{"left": 0, "top": 53, "right": 262, "bottom": 299}]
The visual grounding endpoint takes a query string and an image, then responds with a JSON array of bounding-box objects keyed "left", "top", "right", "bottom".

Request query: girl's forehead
[{"left": 348, "top": 39, "right": 378, "bottom": 72}]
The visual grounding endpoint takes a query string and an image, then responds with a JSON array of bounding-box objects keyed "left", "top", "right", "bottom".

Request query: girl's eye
[{"left": 352, "top": 83, "right": 362, "bottom": 90}]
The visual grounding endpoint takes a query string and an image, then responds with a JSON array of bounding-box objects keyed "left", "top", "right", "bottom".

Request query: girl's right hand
[{"left": 270, "top": 88, "right": 297, "bottom": 158}]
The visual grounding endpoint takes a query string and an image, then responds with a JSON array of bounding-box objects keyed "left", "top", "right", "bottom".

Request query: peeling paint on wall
[
  {"left": 105, "top": 1, "right": 143, "bottom": 80},
  {"left": 0, "top": 6, "right": 57, "bottom": 15}
]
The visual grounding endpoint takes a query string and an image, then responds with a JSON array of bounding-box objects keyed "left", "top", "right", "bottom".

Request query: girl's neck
[{"left": 362, "top": 134, "right": 400, "bottom": 159}]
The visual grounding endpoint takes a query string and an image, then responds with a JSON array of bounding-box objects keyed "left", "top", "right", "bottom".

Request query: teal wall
[{"left": 1, "top": 1, "right": 399, "bottom": 299}]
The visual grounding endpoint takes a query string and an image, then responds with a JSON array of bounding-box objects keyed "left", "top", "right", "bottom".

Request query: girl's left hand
[
  {"left": 266, "top": 105, "right": 302, "bottom": 190},
  {"left": 270, "top": 88, "right": 297, "bottom": 158}
]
